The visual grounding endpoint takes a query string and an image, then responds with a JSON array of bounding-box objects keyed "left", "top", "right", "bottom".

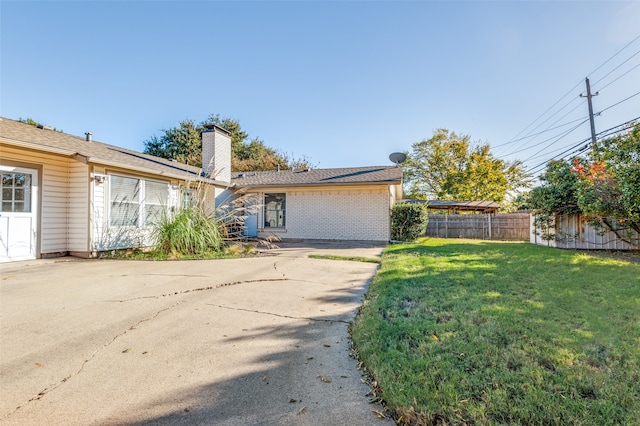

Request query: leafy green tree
[
  {"left": 527, "top": 123, "right": 640, "bottom": 246},
  {"left": 143, "top": 114, "right": 313, "bottom": 172},
  {"left": 404, "top": 128, "right": 530, "bottom": 203},
  {"left": 144, "top": 119, "right": 202, "bottom": 166},
  {"left": 527, "top": 159, "right": 580, "bottom": 215}
]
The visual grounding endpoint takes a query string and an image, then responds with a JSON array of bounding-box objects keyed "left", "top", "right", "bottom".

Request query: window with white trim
[
  {"left": 109, "top": 175, "right": 169, "bottom": 227},
  {"left": 1, "top": 173, "right": 32, "bottom": 212},
  {"left": 145, "top": 180, "right": 169, "bottom": 225},
  {"left": 264, "top": 193, "right": 286, "bottom": 228}
]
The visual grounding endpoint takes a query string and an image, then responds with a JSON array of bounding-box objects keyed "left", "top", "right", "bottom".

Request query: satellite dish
[{"left": 389, "top": 152, "right": 407, "bottom": 165}]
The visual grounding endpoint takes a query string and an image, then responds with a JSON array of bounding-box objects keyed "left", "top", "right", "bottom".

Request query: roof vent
[
  {"left": 85, "top": 132, "right": 93, "bottom": 142},
  {"left": 37, "top": 124, "right": 54, "bottom": 131}
]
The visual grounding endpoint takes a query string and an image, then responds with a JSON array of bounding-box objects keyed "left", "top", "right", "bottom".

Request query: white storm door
[{"left": 0, "top": 167, "right": 38, "bottom": 262}]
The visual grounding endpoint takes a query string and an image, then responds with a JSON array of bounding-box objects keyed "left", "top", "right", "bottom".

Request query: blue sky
[{"left": 2, "top": 1, "right": 639, "bottom": 174}]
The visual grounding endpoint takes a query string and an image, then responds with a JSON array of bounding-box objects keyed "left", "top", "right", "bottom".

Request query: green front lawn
[{"left": 351, "top": 239, "right": 640, "bottom": 425}]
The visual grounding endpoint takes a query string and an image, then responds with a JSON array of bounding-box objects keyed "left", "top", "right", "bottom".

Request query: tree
[
  {"left": 144, "top": 119, "right": 202, "bottom": 166},
  {"left": 527, "top": 159, "right": 580, "bottom": 215},
  {"left": 404, "top": 128, "right": 530, "bottom": 204},
  {"left": 527, "top": 123, "right": 640, "bottom": 247},
  {"left": 143, "top": 114, "right": 313, "bottom": 172},
  {"left": 18, "top": 117, "right": 62, "bottom": 132}
]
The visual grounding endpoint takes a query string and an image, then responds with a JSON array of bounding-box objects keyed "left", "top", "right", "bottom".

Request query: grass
[
  {"left": 308, "top": 254, "right": 381, "bottom": 264},
  {"left": 153, "top": 207, "right": 224, "bottom": 256},
  {"left": 351, "top": 238, "right": 640, "bottom": 425}
]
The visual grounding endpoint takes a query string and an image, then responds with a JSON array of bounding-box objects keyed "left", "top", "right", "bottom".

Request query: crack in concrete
[
  {"left": 7, "top": 301, "right": 182, "bottom": 417},
  {"left": 207, "top": 304, "right": 351, "bottom": 324},
  {"left": 109, "top": 278, "right": 291, "bottom": 302}
]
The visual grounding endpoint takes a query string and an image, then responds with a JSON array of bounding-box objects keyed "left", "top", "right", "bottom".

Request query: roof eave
[
  {"left": 1, "top": 138, "right": 231, "bottom": 187},
  {"left": 232, "top": 180, "right": 402, "bottom": 189},
  {"left": 1, "top": 137, "right": 78, "bottom": 156}
]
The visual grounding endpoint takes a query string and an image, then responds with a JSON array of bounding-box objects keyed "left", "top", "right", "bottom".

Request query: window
[
  {"left": 145, "top": 180, "right": 169, "bottom": 224},
  {"left": 109, "top": 175, "right": 169, "bottom": 227},
  {"left": 110, "top": 175, "right": 140, "bottom": 226},
  {"left": 181, "top": 188, "right": 197, "bottom": 209},
  {"left": 1, "top": 173, "right": 32, "bottom": 212},
  {"left": 264, "top": 193, "right": 285, "bottom": 228}
]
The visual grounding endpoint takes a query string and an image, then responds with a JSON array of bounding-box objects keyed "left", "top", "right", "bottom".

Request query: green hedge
[{"left": 390, "top": 203, "right": 428, "bottom": 242}]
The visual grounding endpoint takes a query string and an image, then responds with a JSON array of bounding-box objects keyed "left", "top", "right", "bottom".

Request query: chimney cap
[
  {"left": 203, "top": 124, "right": 230, "bottom": 135},
  {"left": 85, "top": 132, "right": 93, "bottom": 142}
]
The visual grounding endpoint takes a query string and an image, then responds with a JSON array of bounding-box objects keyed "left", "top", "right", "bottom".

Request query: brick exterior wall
[{"left": 257, "top": 187, "right": 392, "bottom": 241}]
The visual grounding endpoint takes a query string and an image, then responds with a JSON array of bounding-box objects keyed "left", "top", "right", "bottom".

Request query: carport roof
[
  {"left": 0, "top": 117, "right": 229, "bottom": 186},
  {"left": 231, "top": 166, "right": 403, "bottom": 188}
]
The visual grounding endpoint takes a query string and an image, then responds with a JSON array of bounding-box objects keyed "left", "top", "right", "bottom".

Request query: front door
[{"left": 0, "top": 167, "right": 38, "bottom": 262}]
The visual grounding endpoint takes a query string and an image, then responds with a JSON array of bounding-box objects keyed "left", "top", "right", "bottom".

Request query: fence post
[
  {"left": 488, "top": 214, "right": 492, "bottom": 240},
  {"left": 445, "top": 215, "right": 448, "bottom": 238}
]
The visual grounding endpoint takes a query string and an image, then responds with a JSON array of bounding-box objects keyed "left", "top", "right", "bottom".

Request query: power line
[
  {"left": 598, "top": 90, "right": 640, "bottom": 114},
  {"left": 492, "top": 116, "right": 589, "bottom": 148},
  {"left": 588, "top": 34, "right": 640, "bottom": 77},
  {"left": 497, "top": 103, "right": 587, "bottom": 158},
  {"left": 502, "top": 33, "right": 640, "bottom": 150},
  {"left": 596, "top": 62, "right": 640, "bottom": 93},
  {"left": 525, "top": 117, "right": 640, "bottom": 175},
  {"left": 592, "top": 49, "right": 640, "bottom": 88},
  {"left": 500, "top": 82, "right": 583, "bottom": 148},
  {"left": 522, "top": 118, "right": 590, "bottom": 161},
  {"left": 505, "top": 91, "right": 638, "bottom": 163}
]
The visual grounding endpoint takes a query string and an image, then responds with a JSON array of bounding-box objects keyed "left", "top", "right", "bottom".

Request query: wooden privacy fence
[
  {"left": 530, "top": 213, "right": 639, "bottom": 250},
  {"left": 426, "top": 213, "right": 531, "bottom": 241}
]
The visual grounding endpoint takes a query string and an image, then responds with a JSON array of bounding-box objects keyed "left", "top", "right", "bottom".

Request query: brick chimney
[{"left": 202, "top": 125, "right": 231, "bottom": 183}]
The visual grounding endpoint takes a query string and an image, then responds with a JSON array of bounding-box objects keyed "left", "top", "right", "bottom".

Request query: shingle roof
[
  {"left": 231, "top": 166, "right": 403, "bottom": 187},
  {"left": 0, "top": 118, "right": 227, "bottom": 185},
  {"left": 427, "top": 200, "right": 500, "bottom": 209},
  {"left": 404, "top": 199, "right": 500, "bottom": 212}
]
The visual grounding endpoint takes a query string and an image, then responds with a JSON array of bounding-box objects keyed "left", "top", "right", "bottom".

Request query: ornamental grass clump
[{"left": 153, "top": 207, "right": 224, "bottom": 257}]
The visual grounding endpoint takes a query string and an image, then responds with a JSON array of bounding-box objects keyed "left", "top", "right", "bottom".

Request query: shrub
[
  {"left": 152, "top": 207, "right": 224, "bottom": 257},
  {"left": 391, "top": 203, "right": 428, "bottom": 241}
]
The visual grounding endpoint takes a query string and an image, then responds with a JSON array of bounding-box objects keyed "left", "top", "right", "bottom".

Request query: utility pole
[{"left": 580, "top": 77, "right": 599, "bottom": 154}]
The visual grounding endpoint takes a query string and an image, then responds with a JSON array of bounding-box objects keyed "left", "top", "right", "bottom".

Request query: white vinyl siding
[
  {"left": 68, "top": 162, "right": 89, "bottom": 252},
  {"left": 0, "top": 145, "right": 89, "bottom": 256}
]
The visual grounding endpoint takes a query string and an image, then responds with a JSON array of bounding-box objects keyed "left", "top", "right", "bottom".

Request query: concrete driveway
[{"left": 0, "top": 241, "right": 392, "bottom": 425}]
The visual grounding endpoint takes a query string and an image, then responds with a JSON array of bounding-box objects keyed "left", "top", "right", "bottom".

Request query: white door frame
[{"left": 0, "top": 165, "right": 39, "bottom": 262}]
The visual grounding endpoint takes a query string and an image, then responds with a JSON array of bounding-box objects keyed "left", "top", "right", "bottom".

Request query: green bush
[
  {"left": 390, "top": 203, "right": 428, "bottom": 241},
  {"left": 152, "top": 207, "right": 224, "bottom": 257}
]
